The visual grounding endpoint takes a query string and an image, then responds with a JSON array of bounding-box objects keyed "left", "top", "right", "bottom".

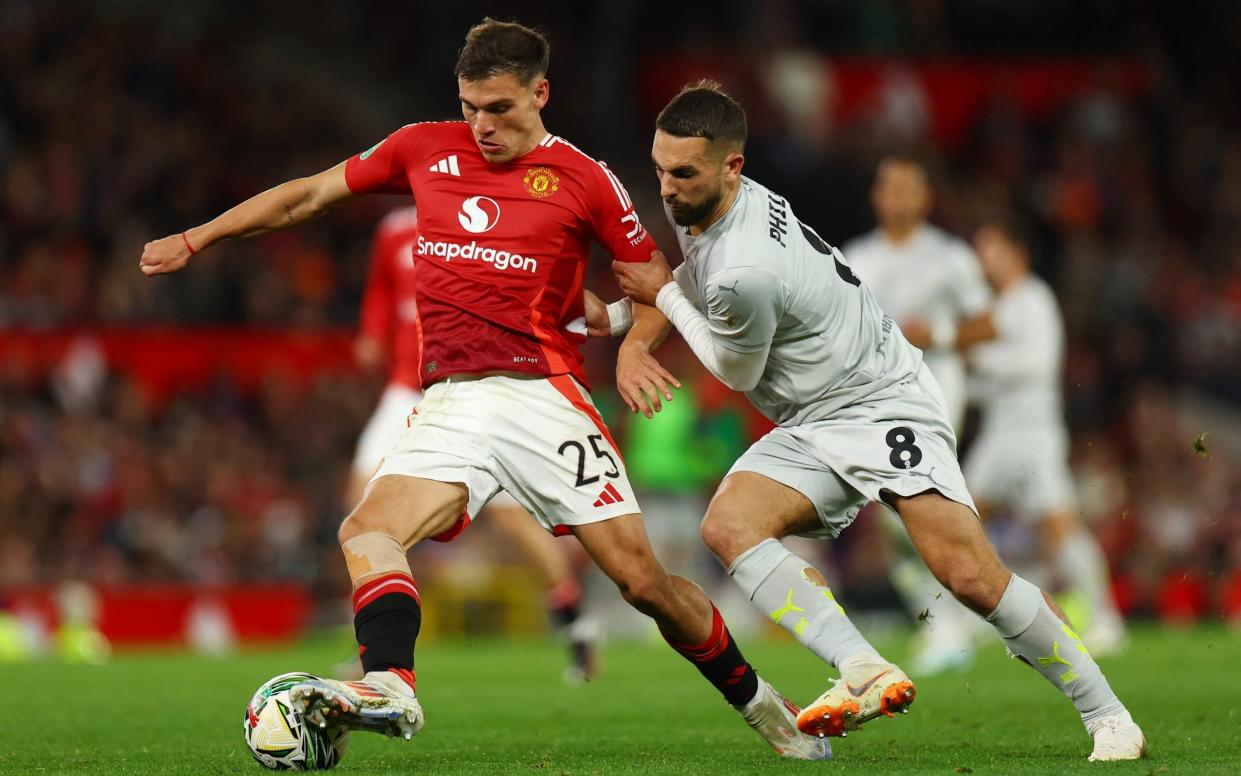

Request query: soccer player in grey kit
[{"left": 609, "top": 81, "right": 1145, "bottom": 762}]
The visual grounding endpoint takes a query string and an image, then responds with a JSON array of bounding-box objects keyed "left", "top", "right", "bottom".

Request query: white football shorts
[
  {"left": 352, "top": 382, "right": 423, "bottom": 478},
  {"left": 728, "top": 365, "right": 977, "bottom": 537},
  {"left": 963, "top": 424, "right": 1075, "bottom": 517},
  {"left": 372, "top": 373, "right": 639, "bottom": 537}
]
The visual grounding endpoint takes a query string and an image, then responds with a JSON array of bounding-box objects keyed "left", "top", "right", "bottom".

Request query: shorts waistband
[{"left": 433, "top": 370, "right": 548, "bottom": 384}]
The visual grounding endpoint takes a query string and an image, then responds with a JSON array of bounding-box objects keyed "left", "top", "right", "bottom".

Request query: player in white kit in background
[
  {"left": 611, "top": 80, "right": 1145, "bottom": 761},
  {"left": 962, "top": 219, "right": 1127, "bottom": 655},
  {"left": 845, "top": 158, "right": 990, "bottom": 426},
  {"left": 844, "top": 158, "right": 993, "bottom": 674}
]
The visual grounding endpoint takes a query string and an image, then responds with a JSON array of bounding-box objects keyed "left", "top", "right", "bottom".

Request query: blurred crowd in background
[{"left": 3, "top": 1, "right": 1241, "bottom": 625}]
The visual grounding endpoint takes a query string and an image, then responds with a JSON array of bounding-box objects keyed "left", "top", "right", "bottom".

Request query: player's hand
[
  {"left": 583, "top": 289, "right": 611, "bottom": 337},
  {"left": 900, "top": 317, "right": 932, "bottom": 349},
  {"left": 139, "top": 234, "right": 194, "bottom": 276},
  {"left": 612, "top": 250, "right": 674, "bottom": 307},
  {"left": 616, "top": 342, "right": 680, "bottom": 419}
]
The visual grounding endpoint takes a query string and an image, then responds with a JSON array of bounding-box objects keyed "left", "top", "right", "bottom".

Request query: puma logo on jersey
[
  {"left": 718, "top": 281, "right": 740, "bottom": 296},
  {"left": 429, "top": 155, "right": 461, "bottom": 176}
]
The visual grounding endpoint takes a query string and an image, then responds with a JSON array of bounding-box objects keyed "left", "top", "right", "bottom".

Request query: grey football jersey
[
  {"left": 969, "top": 275, "right": 1065, "bottom": 433},
  {"left": 671, "top": 176, "right": 925, "bottom": 427}
]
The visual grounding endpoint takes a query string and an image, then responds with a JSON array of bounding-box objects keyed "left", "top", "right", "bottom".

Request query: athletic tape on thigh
[{"left": 342, "top": 531, "right": 410, "bottom": 582}]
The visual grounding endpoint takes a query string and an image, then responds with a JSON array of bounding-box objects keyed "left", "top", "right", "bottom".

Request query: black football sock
[
  {"left": 664, "top": 606, "right": 759, "bottom": 707},
  {"left": 352, "top": 572, "right": 422, "bottom": 692}
]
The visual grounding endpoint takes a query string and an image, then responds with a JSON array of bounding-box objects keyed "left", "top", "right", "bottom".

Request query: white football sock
[
  {"left": 729, "top": 538, "right": 878, "bottom": 668},
  {"left": 986, "top": 574, "right": 1124, "bottom": 726}
]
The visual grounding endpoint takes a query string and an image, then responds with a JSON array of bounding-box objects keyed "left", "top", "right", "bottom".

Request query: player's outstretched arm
[
  {"left": 616, "top": 259, "right": 778, "bottom": 393},
  {"left": 616, "top": 303, "right": 681, "bottom": 418},
  {"left": 605, "top": 251, "right": 682, "bottom": 417},
  {"left": 139, "top": 163, "right": 355, "bottom": 276},
  {"left": 585, "top": 286, "right": 680, "bottom": 418}
]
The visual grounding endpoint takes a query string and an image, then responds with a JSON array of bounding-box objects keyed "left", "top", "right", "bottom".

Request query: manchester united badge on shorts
[{"left": 523, "top": 167, "right": 560, "bottom": 199}]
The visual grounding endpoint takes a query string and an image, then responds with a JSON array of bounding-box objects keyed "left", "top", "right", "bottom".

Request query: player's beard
[{"left": 667, "top": 188, "right": 723, "bottom": 227}]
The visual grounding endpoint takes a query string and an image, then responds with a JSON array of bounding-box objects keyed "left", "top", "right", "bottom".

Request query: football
[{"left": 243, "top": 672, "right": 349, "bottom": 771}]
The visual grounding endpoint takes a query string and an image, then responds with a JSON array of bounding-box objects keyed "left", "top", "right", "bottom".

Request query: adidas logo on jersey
[
  {"left": 592, "top": 482, "right": 624, "bottom": 508},
  {"left": 429, "top": 155, "right": 461, "bottom": 176}
]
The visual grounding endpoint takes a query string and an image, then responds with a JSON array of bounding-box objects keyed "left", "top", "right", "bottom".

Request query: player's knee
[
  {"left": 940, "top": 558, "right": 1007, "bottom": 613},
  {"left": 338, "top": 505, "right": 384, "bottom": 546},
  {"left": 337, "top": 515, "right": 359, "bottom": 547},
  {"left": 699, "top": 508, "right": 750, "bottom": 562}
]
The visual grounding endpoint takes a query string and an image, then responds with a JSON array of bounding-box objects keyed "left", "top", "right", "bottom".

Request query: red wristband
[{"left": 181, "top": 231, "right": 197, "bottom": 256}]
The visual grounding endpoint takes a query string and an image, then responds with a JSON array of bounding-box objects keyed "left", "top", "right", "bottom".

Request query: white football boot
[
  {"left": 290, "top": 670, "right": 425, "bottom": 740},
  {"left": 796, "top": 653, "right": 916, "bottom": 738},
  {"left": 1087, "top": 709, "right": 1147, "bottom": 761},
  {"left": 735, "top": 677, "right": 832, "bottom": 760}
]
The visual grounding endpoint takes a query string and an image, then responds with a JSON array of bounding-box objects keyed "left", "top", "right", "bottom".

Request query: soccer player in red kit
[
  {"left": 139, "top": 18, "right": 827, "bottom": 761},
  {"left": 348, "top": 206, "right": 599, "bottom": 684}
]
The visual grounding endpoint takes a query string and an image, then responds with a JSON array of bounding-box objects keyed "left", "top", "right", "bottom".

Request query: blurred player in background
[
  {"left": 140, "top": 19, "right": 828, "bottom": 761},
  {"left": 845, "top": 158, "right": 992, "bottom": 674},
  {"left": 349, "top": 205, "right": 597, "bottom": 684},
  {"left": 961, "top": 219, "right": 1126, "bottom": 654},
  {"left": 613, "top": 81, "right": 1145, "bottom": 761}
]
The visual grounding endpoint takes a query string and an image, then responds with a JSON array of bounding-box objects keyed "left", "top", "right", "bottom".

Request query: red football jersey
[
  {"left": 344, "top": 121, "right": 655, "bottom": 389},
  {"left": 359, "top": 206, "right": 421, "bottom": 389}
]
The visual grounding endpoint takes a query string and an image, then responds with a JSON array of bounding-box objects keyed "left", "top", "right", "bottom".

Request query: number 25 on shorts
[{"left": 558, "top": 433, "right": 620, "bottom": 487}]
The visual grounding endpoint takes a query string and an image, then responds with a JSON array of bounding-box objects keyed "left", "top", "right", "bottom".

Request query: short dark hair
[
  {"left": 877, "top": 155, "right": 933, "bottom": 187},
  {"left": 979, "top": 213, "right": 1032, "bottom": 251},
  {"left": 977, "top": 213, "right": 1037, "bottom": 267},
  {"left": 655, "top": 79, "right": 748, "bottom": 152},
  {"left": 455, "top": 18, "right": 549, "bottom": 84}
]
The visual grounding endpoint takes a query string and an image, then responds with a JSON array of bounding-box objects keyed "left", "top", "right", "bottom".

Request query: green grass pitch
[{"left": 0, "top": 627, "right": 1237, "bottom": 774}]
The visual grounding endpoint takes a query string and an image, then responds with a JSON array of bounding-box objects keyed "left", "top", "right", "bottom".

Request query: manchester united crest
[{"left": 523, "top": 167, "right": 560, "bottom": 199}]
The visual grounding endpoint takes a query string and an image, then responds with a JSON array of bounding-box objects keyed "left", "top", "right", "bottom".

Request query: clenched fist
[{"left": 139, "top": 233, "right": 195, "bottom": 276}]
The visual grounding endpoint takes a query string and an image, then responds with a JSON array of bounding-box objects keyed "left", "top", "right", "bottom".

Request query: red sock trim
[
  {"left": 388, "top": 667, "right": 417, "bottom": 693},
  {"left": 353, "top": 572, "right": 420, "bottom": 613},
  {"left": 548, "top": 578, "right": 582, "bottom": 610},
  {"left": 666, "top": 606, "right": 730, "bottom": 662}
]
